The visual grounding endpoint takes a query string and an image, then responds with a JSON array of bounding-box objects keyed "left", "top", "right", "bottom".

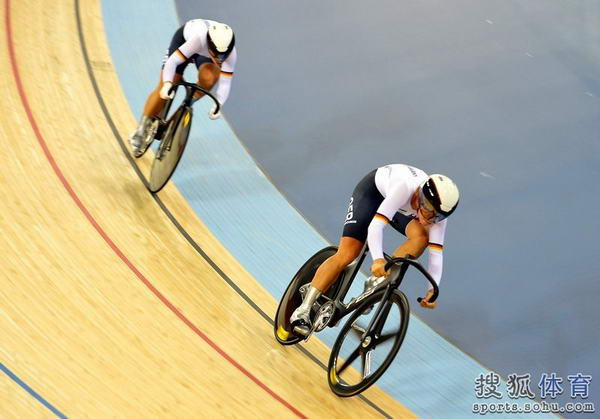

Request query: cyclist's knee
[
  {"left": 198, "top": 63, "right": 219, "bottom": 89},
  {"left": 333, "top": 240, "right": 363, "bottom": 267},
  {"left": 414, "top": 237, "right": 428, "bottom": 255},
  {"left": 333, "top": 251, "right": 353, "bottom": 266},
  {"left": 411, "top": 230, "right": 428, "bottom": 247},
  {"left": 409, "top": 232, "right": 428, "bottom": 257}
]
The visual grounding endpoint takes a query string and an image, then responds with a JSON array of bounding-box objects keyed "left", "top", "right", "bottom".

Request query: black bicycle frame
[
  {"left": 324, "top": 244, "right": 440, "bottom": 331},
  {"left": 157, "top": 80, "right": 220, "bottom": 125},
  {"left": 175, "top": 80, "right": 220, "bottom": 112},
  {"left": 153, "top": 80, "right": 220, "bottom": 156}
]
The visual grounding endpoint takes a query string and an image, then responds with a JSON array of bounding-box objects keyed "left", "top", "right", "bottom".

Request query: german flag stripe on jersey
[
  {"left": 373, "top": 213, "right": 390, "bottom": 223},
  {"left": 428, "top": 243, "right": 443, "bottom": 251},
  {"left": 220, "top": 70, "right": 234, "bottom": 77},
  {"left": 176, "top": 48, "right": 188, "bottom": 60}
]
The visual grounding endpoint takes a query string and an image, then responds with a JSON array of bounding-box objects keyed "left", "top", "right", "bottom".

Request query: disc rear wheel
[
  {"left": 148, "top": 107, "right": 192, "bottom": 193},
  {"left": 274, "top": 246, "right": 339, "bottom": 345}
]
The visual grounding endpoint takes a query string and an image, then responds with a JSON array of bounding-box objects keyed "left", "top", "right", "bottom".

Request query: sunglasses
[{"left": 418, "top": 190, "right": 448, "bottom": 223}]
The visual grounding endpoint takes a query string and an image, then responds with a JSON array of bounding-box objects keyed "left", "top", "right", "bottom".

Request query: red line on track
[{"left": 4, "top": 2, "right": 305, "bottom": 417}]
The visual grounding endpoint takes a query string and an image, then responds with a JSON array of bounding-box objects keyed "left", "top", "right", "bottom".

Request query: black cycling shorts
[
  {"left": 342, "top": 169, "right": 415, "bottom": 242},
  {"left": 162, "top": 25, "right": 212, "bottom": 75}
]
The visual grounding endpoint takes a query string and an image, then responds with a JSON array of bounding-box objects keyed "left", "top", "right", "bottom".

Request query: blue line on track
[
  {"left": 101, "top": 1, "right": 555, "bottom": 416},
  {"left": 1, "top": 363, "right": 67, "bottom": 418}
]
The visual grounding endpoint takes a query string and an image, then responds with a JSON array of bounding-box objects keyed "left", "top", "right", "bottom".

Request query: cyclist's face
[
  {"left": 417, "top": 209, "right": 434, "bottom": 225},
  {"left": 417, "top": 201, "right": 436, "bottom": 225},
  {"left": 208, "top": 50, "right": 223, "bottom": 65}
]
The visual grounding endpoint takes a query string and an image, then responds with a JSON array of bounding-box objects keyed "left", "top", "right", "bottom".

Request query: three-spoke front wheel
[{"left": 328, "top": 290, "right": 410, "bottom": 397}]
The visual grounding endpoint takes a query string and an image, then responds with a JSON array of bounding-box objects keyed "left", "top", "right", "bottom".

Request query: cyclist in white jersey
[
  {"left": 290, "top": 164, "right": 460, "bottom": 327},
  {"left": 129, "top": 19, "right": 237, "bottom": 153}
]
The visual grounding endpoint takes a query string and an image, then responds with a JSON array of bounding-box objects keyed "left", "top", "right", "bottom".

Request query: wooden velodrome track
[{"left": 0, "top": 0, "right": 415, "bottom": 417}]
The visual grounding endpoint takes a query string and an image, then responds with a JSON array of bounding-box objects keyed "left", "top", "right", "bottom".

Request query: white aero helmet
[
  {"left": 207, "top": 22, "right": 235, "bottom": 63},
  {"left": 418, "top": 174, "right": 460, "bottom": 222}
]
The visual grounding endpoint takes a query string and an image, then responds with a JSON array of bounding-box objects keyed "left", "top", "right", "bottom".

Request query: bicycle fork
[{"left": 359, "top": 261, "right": 409, "bottom": 343}]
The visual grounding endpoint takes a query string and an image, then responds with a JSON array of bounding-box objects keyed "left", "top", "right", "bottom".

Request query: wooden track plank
[
  {"left": 1, "top": 368, "right": 56, "bottom": 419},
  {"left": 0, "top": 0, "right": 414, "bottom": 417}
]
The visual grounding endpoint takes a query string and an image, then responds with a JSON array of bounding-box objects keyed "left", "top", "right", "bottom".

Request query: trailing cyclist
[
  {"left": 129, "top": 19, "right": 237, "bottom": 154},
  {"left": 290, "top": 164, "right": 459, "bottom": 329}
]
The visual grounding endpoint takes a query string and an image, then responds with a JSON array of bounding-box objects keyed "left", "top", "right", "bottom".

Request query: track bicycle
[
  {"left": 134, "top": 80, "right": 220, "bottom": 193},
  {"left": 274, "top": 243, "right": 439, "bottom": 397}
]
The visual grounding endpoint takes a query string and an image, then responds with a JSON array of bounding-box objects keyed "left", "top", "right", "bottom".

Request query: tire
[
  {"left": 274, "top": 246, "right": 339, "bottom": 345},
  {"left": 328, "top": 290, "right": 410, "bottom": 397},
  {"left": 148, "top": 107, "right": 192, "bottom": 193}
]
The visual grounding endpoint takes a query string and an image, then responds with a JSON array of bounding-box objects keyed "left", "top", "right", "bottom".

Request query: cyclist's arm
[
  {"left": 162, "top": 36, "right": 203, "bottom": 83},
  {"left": 426, "top": 219, "right": 447, "bottom": 290},
  {"left": 213, "top": 48, "right": 237, "bottom": 105},
  {"left": 367, "top": 182, "right": 411, "bottom": 261}
]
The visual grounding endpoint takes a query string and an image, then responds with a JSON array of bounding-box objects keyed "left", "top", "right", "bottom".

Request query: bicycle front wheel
[
  {"left": 328, "top": 289, "right": 410, "bottom": 397},
  {"left": 148, "top": 107, "right": 192, "bottom": 193}
]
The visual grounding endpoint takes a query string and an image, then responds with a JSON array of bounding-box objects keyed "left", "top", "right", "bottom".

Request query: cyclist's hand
[
  {"left": 370, "top": 258, "right": 389, "bottom": 277},
  {"left": 419, "top": 289, "right": 438, "bottom": 309},
  {"left": 208, "top": 105, "right": 221, "bottom": 120},
  {"left": 160, "top": 81, "right": 174, "bottom": 100}
]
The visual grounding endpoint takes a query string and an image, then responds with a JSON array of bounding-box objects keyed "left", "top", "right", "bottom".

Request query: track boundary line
[
  {"left": 1, "top": 363, "right": 67, "bottom": 418},
  {"left": 5, "top": 0, "right": 305, "bottom": 416},
  {"left": 75, "top": 1, "right": 391, "bottom": 416}
]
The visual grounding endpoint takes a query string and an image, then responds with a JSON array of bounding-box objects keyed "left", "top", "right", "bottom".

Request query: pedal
[
  {"left": 133, "top": 148, "right": 144, "bottom": 158},
  {"left": 134, "top": 141, "right": 152, "bottom": 158},
  {"left": 291, "top": 320, "right": 313, "bottom": 341}
]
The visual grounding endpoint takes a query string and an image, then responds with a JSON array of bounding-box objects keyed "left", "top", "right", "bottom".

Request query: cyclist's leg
[
  {"left": 391, "top": 218, "right": 428, "bottom": 259},
  {"left": 129, "top": 72, "right": 183, "bottom": 152},
  {"left": 311, "top": 236, "right": 363, "bottom": 292},
  {"left": 291, "top": 169, "right": 382, "bottom": 326},
  {"left": 311, "top": 169, "right": 383, "bottom": 293},
  {"left": 146, "top": 25, "right": 187, "bottom": 118},
  {"left": 192, "top": 57, "right": 220, "bottom": 99},
  {"left": 143, "top": 72, "right": 183, "bottom": 118},
  {"left": 130, "top": 26, "right": 187, "bottom": 149}
]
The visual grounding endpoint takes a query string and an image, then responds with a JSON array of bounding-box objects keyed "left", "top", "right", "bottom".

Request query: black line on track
[{"left": 74, "top": 2, "right": 390, "bottom": 417}]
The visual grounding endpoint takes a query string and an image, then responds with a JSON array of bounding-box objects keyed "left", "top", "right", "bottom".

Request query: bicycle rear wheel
[
  {"left": 274, "top": 246, "right": 340, "bottom": 345},
  {"left": 148, "top": 106, "right": 192, "bottom": 193},
  {"left": 136, "top": 98, "right": 173, "bottom": 159},
  {"left": 328, "top": 289, "right": 410, "bottom": 397}
]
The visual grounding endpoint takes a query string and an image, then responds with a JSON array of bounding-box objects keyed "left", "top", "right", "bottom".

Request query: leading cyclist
[
  {"left": 129, "top": 19, "right": 237, "bottom": 154},
  {"left": 290, "top": 164, "right": 460, "bottom": 328}
]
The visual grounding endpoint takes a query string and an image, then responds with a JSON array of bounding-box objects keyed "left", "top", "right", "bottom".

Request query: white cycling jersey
[
  {"left": 368, "top": 164, "right": 447, "bottom": 289},
  {"left": 162, "top": 19, "right": 237, "bottom": 106}
]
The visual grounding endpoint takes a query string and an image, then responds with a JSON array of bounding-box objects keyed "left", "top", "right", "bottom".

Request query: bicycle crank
[{"left": 313, "top": 301, "right": 335, "bottom": 332}]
